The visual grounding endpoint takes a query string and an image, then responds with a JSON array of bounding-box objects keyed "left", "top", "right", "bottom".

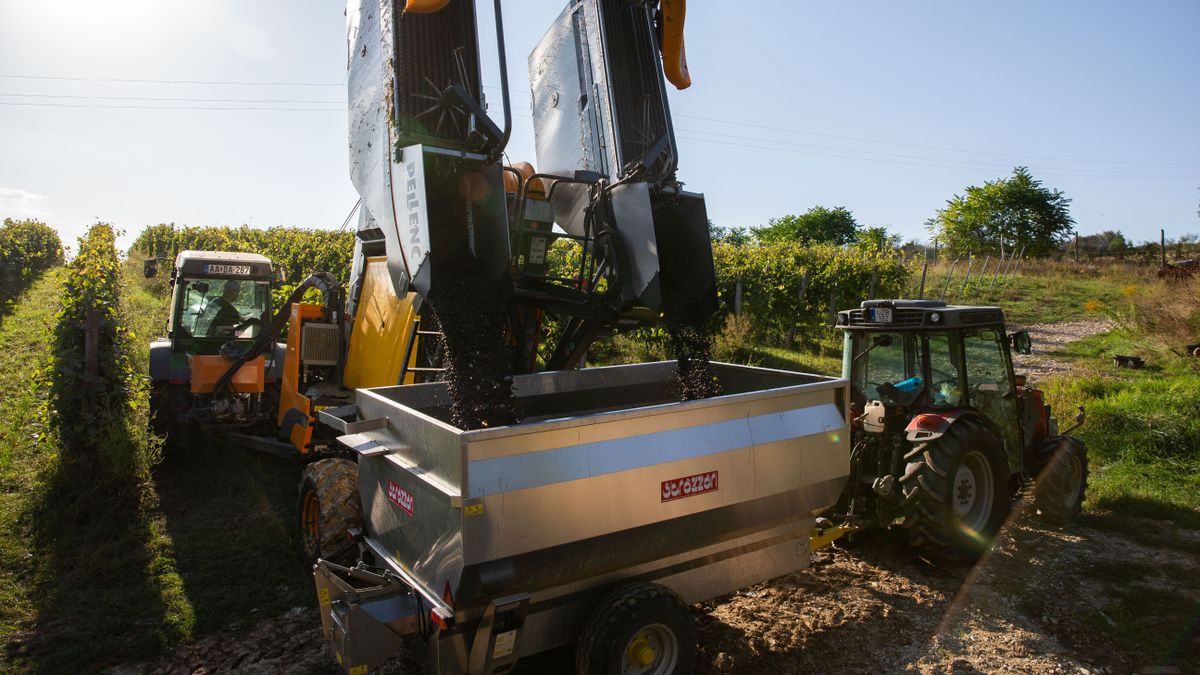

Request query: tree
[
  {"left": 752, "top": 206, "right": 859, "bottom": 245},
  {"left": 1074, "top": 230, "right": 1129, "bottom": 259},
  {"left": 928, "top": 167, "right": 1074, "bottom": 256},
  {"left": 709, "top": 220, "right": 750, "bottom": 246},
  {"left": 855, "top": 225, "right": 902, "bottom": 252}
]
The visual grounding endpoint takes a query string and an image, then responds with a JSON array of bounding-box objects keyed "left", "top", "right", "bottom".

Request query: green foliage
[
  {"left": 0, "top": 218, "right": 63, "bottom": 312},
  {"left": 856, "top": 225, "right": 902, "bottom": 252},
  {"left": 712, "top": 240, "right": 908, "bottom": 343},
  {"left": 130, "top": 223, "right": 355, "bottom": 305},
  {"left": 752, "top": 206, "right": 859, "bottom": 245},
  {"left": 46, "top": 223, "right": 147, "bottom": 477},
  {"left": 930, "top": 167, "right": 1074, "bottom": 257},
  {"left": 709, "top": 221, "right": 751, "bottom": 246}
]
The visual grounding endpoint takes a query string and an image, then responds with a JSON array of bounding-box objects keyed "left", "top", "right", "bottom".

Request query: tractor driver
[{"left": 206, "top": 280, "right": 249, "bottom": 338}]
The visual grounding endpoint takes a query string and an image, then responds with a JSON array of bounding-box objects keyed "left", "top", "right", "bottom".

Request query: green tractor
[{"left": 834, "top": 299, "right": 1088, "bottom": 558}]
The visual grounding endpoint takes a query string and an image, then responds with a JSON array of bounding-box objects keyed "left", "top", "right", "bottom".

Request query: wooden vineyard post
[
  {"left": 734, "top": 272, "right": 743, "bottom": 316},
  {"left": 918, "top": 247, "right": 929, "bottom": 299},
  {"left": 84, "top": 309, "right": 99, "bottom": 396},
  {"left": 941, "top": 259, "right": 958, "bottom": 300},
  {"left": 957, "top": 254, "right": 974, "bottom": 302}
]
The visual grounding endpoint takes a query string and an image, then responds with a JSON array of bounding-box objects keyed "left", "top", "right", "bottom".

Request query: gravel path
[{"left": 1010, "top": 319, "right": 1115, "bottom": 381}]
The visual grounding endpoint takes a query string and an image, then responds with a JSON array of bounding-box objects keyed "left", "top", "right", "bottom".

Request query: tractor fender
[
  {"left": 906, "top": 409, "right": 1000, "bottom": 443},
  {"left": 149, "top": 340, "right": 190, "bottom": 382}
]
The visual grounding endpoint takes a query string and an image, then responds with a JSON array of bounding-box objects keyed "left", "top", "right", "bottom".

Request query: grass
[
  {"left": 0, "top": 271, "right": 65, "bottom": 650},
  {"left": 915, "top": 258, "right": 1146, "bottom": 325},
  {"left": 0, "top": 261, "right": 312, "bottom": 673},
  {"left": 1040, "top": 326, "right": 1200, "bottom": 530}
]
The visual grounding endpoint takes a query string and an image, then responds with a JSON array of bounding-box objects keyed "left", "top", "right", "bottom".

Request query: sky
[{"left": 1, "top": 0, "right": 1198, "bottom": 250}]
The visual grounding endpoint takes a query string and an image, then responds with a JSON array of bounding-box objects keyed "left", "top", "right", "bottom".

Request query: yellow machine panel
[{"left": 343, "top": 257, "right": 422, "bottom": 389}]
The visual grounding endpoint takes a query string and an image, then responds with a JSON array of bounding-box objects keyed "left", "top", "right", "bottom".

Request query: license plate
[
  {"left": 204, "top": 264, "right": 252, "bottom": 276},
  {"left": 871, "top": 308, "right": 893, "bottom": 323}
]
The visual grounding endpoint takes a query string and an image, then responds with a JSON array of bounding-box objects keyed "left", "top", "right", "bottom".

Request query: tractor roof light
[
  {"left": 836, "top": 314, "right": 848, "bottom": 325},
  {"left": 929, "top": 312, "right": 941, "bottom": 324}
]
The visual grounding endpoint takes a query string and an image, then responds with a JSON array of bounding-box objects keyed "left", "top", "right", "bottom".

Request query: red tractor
[{"left": 834, "top": 299, "right": 1088, "bottom": 558}]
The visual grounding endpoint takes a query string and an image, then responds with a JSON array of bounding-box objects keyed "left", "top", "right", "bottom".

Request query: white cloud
[{"left": 0, "top": 188, "right": 51, "bottom": 220}]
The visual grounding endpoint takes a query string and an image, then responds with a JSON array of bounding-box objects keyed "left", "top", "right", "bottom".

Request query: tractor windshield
[
  {"left": 845, "top": 331, "right": 918, "bottom": 403},
  {"left": 845, "top": 330, "right": 966, "bottom": 407},
  {"left": 174, "top": 277, "right": 271, "bottom": 340}
]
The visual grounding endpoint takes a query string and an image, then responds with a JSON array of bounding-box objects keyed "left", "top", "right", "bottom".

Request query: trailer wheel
[
  {"left": 298, "top": 458, "right": 362, "bottom": 565},
  {"left": 900, "top": 416, "right": 1010, "bottom": 560},
  {"left": 576, "top": 582, "right": 696, "bottom": 675},
  {"left": 1033, "top": 435, "right": 1089, "bottom": 524}
]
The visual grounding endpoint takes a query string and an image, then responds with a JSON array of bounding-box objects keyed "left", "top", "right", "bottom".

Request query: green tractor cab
[
  {"left": 147, "top": 251, "right": 286, "bottom": 436},
  {"left": 834, "top": 299, "right": 1087, "bottom": 558}
]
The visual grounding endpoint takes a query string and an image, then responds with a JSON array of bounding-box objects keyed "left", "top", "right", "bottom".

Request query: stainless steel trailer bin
[{"left": 314, "top": 361, "right": 850, "bottom": 674}]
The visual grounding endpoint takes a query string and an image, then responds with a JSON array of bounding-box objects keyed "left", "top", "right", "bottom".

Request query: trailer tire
[
  {"left": 1033, "top": 435, "right": 1088, "bottom": 524},
  {"left": 900, "top": 416, "right": 1010, "bottom": 560},
  {"left": 576, "top": 582, "right": 696, "bottom": 675},
  {"left": 298, "top": 458, "right": 362, "bottom": 565}
]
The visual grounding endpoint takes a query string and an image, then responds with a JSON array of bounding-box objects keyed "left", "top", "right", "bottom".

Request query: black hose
[
  {"left": 492, "top": 0, "right": 511, "bottom": 157},
  {"left": 214, "top": 272, "right": 340, "bottom": 396}
]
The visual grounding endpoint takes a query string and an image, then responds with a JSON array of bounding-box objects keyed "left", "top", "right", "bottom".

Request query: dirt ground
[
  {"left": 114, "top": 504, "right": 1199, "bottom": 675},
  {"left": 114, "top": 320, "right": 1200, "bottom": 674}
]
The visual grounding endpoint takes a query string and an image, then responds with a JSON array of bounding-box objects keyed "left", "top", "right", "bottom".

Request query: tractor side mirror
[
  {"left": 274, "top": 265, "right": 287, "bottom": 284},
  {"left": 143, "top": 258, "right": 158, "bottom": 278},
  {"left": 1010, "top": 330, "right": 1032, "bottom": 355}
]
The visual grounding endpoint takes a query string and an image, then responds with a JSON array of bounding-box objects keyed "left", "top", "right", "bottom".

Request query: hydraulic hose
[{"left": 214, "top": 272, "right": 340, "bottom": 396}]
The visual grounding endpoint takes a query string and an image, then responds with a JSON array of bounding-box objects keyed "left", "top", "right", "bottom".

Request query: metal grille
[
  {"left": 847, "top": 308, "right": 926, "bottom": 326},
  {"left": 962, "top": 310, "right": 1004, "bottom": 324},
  {"left": 597, "top": 0, "right": 676, "bottom": 181},
  {"left": 302, "top": 323, "right": 340, "bottom": 366},
  {"left": 393, "top": 0, "right": 482, "bottom": 148}
]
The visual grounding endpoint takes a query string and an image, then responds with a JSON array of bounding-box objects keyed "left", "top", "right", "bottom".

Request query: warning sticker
[
  {"left": 493, "top": 629, "right": 517, "bottom": 658},
  {"left": 387, "top": 480, "right": 414, "bottom": 516},
  {"left": 661, "top": 470, "right": 719, "bottom": 502}
]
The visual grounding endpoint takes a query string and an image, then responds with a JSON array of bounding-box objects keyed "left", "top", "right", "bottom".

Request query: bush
[
  {"left": 130, "top": 223, "right": 355, "bottom": 305},
  {"left": 712, "top": 240, "right": 909, "bottom": 345},
  {"left": 46, "top": 223, "right": 150, "bottom": 478},
  {"left": 0, "top": 218, "right": 63, "bottom": 311}
]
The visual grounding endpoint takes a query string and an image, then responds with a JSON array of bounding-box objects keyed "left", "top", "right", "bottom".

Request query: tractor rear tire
[
  {"left": 150, "top": 381, "right": 190, "bottom": 450},
  {"left": 1033, "top": 435, "right": 1089, "bottom": 524},
  {"left": 576, "top": 582, "right": 696, "bottom": 675},
  {"left": 298, "top": 458, "right": 362, "bottom": 565},
  {"left": 900, "top": 416, "right": 1011, "bottom": 560}
]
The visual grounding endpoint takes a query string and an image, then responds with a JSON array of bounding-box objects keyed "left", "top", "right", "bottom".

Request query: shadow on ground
[{"left": 152, "top": 437, "right": 311, "bottom": 634}]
